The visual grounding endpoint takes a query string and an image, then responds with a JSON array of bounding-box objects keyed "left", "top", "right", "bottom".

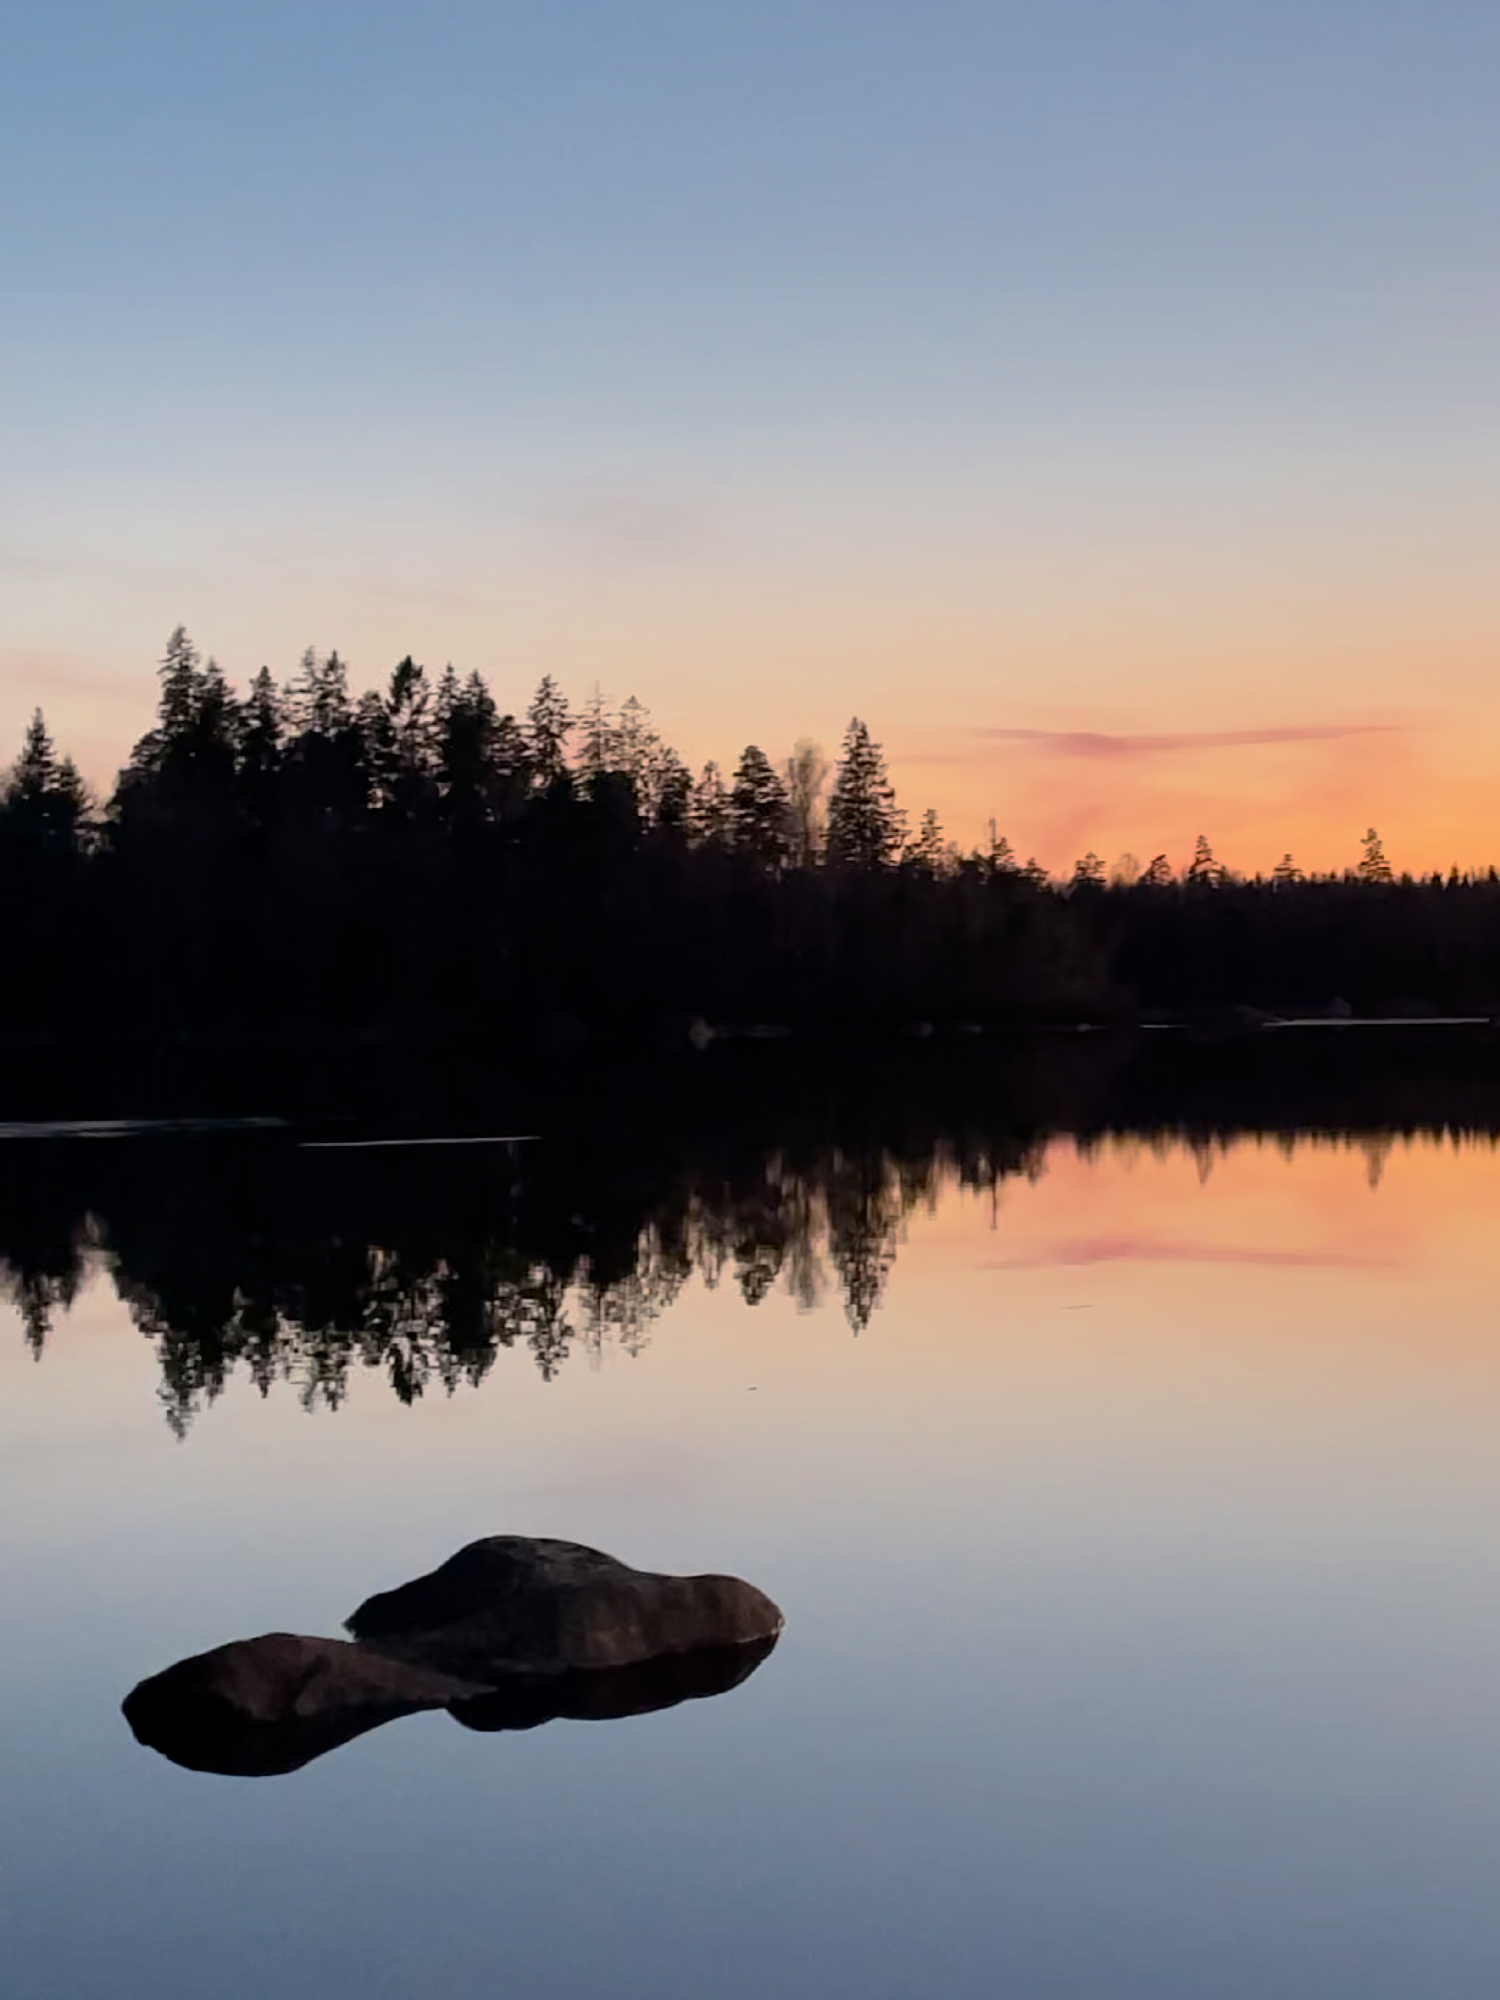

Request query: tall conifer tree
[{"left": 825, "top": 718, "right": 904, "bottom": 870}]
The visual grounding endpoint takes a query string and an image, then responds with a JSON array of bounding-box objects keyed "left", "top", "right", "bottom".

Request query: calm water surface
[{"left": 3, "top": 1123, "right": 1500, "bottom": 1998}]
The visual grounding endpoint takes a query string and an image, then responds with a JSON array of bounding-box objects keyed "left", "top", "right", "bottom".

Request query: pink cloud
[
  {"left": 986, "top": 1233, "right": 1390, "bottom": 1270},
  {"left": 976, "top": 725, "right": 1402, "bottom": 760},
  {"left": 889, "top": 710, "right": 1427, "bottom": 874}
]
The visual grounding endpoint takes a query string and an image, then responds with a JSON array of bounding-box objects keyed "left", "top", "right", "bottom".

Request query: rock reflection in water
[
  {"left": 122, "top": 1537, "right": 784, "bottom": 1778},
  {"left": 446, "top": 1640, "right": 779, "bottom": 1733}
]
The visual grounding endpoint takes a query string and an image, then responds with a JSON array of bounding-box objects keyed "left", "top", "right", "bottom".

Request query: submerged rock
[
  {"left": 122, "top": 1632, "right": 482, "bottom": 1777},
  {"left": 347, "top": 1535, "right": 784, "bottom": 1679}
]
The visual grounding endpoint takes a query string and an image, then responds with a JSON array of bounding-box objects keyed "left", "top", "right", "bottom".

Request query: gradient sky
[{"left": 3, "top": 1, "right": 1496, "bottom": 872}]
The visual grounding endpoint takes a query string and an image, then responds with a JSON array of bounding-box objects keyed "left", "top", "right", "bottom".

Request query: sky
[{"left": 2, "top": 0, "right": 1496, "bottom": 873}]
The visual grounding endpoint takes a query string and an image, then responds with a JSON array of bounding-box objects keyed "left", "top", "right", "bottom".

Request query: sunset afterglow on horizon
[{"left": 3, "top": 1, "right": 1496, "bottom": 875}]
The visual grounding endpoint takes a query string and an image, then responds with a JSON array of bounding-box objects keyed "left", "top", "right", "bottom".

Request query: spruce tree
[
  {"left": 1186, "top": 834, "right": 1222, "bottom": 886},
  {"left": 157, "top": 625, "right": 202, "bottom": 744},
  {"left": 241, "top": 669, "right": 283, "bottom": 766},
  {"left": 614, "top": 696, "right": 656, "bottom": 789},
  {"left": 825, "top": 718, "right": 904, "bottom": 870},
  {"left": 237, "top": 668, "right": 283, "bottom": 823},
  {"left": 375, "top": 656, "right": 434, "bottom": 818},
  {"left": 10, "top": 708, "right": 58, "bottom": 797},
  {"left": 690, "top": 761, "right": 730, "bottom": 846},
  {"left": 1071, "top": 850, "right": 1105, "bottom": 889},
  {"left": 576, "top": 684, "right": 616, "bottom": 781},
  {"left": 729, "top": 745, "right": 791, "bottom": 868},
  {"left": 1358, "top": 828, "right": 1392, "bottom": 883},
  {"left": 526, "top": 675, "right": 572, "bottom": 788},
  {"left": 654, "top": 750, "right": 693, "bottom": 834},
  {"left": 909, "top": 807, "right": 947, "bottom": 875},
  {"left": 290, "top": 647, "right": 354, "bottom": 737},
  {"left": 1, "top": 710, "right": 88, "bottom": 849}
]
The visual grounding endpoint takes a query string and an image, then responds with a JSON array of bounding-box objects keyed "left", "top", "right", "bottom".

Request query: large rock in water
[
  {"left": 346, "top": 1536, "right": 784, "bottom": 1679},
  {"left": 122, "top": 1633, "right": 484, "bottom": 1777},
  {"left": 123, "top": 1540, "right": 784, "bottom": 1777}
]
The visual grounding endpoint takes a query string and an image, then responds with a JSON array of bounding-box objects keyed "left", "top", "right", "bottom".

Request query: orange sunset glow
[
  {"left": 3, "top": 5, "right": 1495, "bottom": 878},
  {"left": 9, "top": 9, "right": 1500, "bottom": 1997}
]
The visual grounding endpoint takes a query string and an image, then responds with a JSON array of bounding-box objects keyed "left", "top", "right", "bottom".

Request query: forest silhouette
[
  {"left": 6, "top": 1034, "right": 1500, "bottom": 1434},
  {"left": 4, "top": 631, "right": 1500, "bottom": 1080}
]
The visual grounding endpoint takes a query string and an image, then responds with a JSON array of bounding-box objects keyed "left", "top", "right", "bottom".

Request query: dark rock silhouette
[
  {"left": 347, "top": 1535, "right": 785, "bottom": 1677},
  {"left": 122, "top": 1538, "right": 783, "bottom": 1777},
  {"left": 122, "top": 1632, "right": 483, "bottom": 1777}
]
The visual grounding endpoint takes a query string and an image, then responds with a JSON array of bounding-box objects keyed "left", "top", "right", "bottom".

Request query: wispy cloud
[
  {"left": 892, "top": 713, "right": 1421, "bottom": 871},
  {"left": 0, "top": 547, "right": 104, "bottom": 582},
  {"left": 976, "top": 724, "right": 1401, "bottom": 760},
  {"left": 529, "top": 482, "right": 715, "bottom": 564},
  {"left": 364, "top": 577, "right": 475, "bottom": 610},
  {"left": 0, "top": 652, "right": 142, "bottom": 707}
]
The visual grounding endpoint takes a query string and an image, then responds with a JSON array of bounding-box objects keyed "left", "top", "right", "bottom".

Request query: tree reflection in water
[
  {"left": 1, "top": 1133, "right": 1014, "bottom": 1434},
  {"left": 4, "top": 1037, "right": 1500, "bottom": 1432}
]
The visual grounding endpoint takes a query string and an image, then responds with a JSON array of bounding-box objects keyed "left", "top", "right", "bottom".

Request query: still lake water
[{"left": 3, "top": 1108, "right": 1500, "bottom": 1998}]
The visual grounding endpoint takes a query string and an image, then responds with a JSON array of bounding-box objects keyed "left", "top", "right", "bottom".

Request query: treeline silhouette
[
  {"left": 5, "top": 631, "right": 1500, "bottom": 1073},
  {"left": 6, "top": 1035, "right": 1500, "bottom": 1433}
]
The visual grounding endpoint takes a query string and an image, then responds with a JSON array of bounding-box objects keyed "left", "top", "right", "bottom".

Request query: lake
[{"left": 4, "top": 1045, "right": 1500, "bottom": 1998}]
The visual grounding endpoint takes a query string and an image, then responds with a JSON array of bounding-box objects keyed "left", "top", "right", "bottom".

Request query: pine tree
[
  {"left": 1272, "top": 852, "right": 1302, "bottom": 885},
  {"left": 487, "top": 705, "right": 532, "bottom": 797},
  {"left": 1186, "top": 834, "right": 1221, "bottom": 886},
  {"left": 189, "top": 655, "right": 241, "bottom": 796},
  {"left": 909, "top": 807, "right": 947, "bottom": 875},
  {"left": 729, "top": 745, "right": 792, "bottom": 868},
  {"left": 1, "top": 710, "right": 88, "bottom": 849},
  {"left": 1358, "top": 827, "right": 1392, "bottom": 883},
  {"left": 156, "top": 625, "right": 203, "bottom": 744},
  {"left": 526, "top": 675, "right": 571, "bottom": 788},
  {"left": 690, "top": 761, "right": 730, "bottom": 846},
  {"left": 290, "top": 647, "right": 353, "bottom": 737},
  {"left": 432, "top": 663, "right": 461, "bottom": 737},
  {"left": 653, "top": 750, "right": 693, "bottom": 835},
  {"left": 614, "top": 696, "right": 660, "bottom": 800},
  {"left": 1141, "top": 854, "right": 1174, "bottom": 886},
  {"left": 576, "top": 684, "right": 616, "bottom": 781},
  {"left": 1071, "top": 851, "right": 1105, "bottom": 889},
  {"left": 237, "top": 668, "right": 283, "bottom": 822},
  {"left": 10, "top": 708, "right": 58, "bottom": 798},
  {"left": 434, "top": 672, "right": 510, "bottom": 823},
  {"left": 127, "top": 630, "right": 238, "bottom": 796},
  {"left": 825, "top": 718, "right": 904, "bottom": 870},
  {"left": 240, "top": 669, "right": 283, "bottom": 764},
  {"left": 374, "top": 656, "right": 435, "bottom": 818},
  {"left": 986, "top": 822, "right": 1016, "bottom": 873},
  {"left": 386, "top": 656, "right": 430, "bottom": 741}
]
